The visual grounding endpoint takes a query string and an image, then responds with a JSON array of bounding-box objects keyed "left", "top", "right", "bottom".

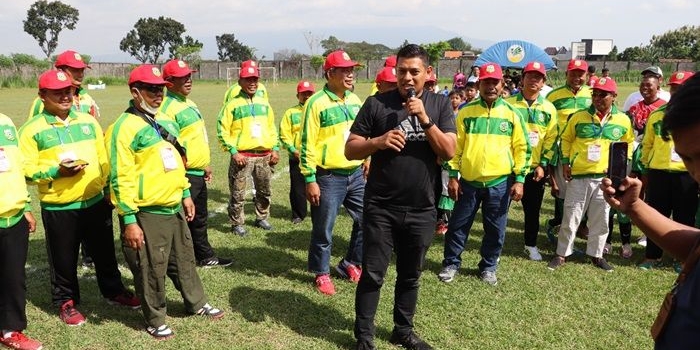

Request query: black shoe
[
  {"left": 232, "top": 225, "right": 247, "bottom": 237},
  {"left": 591, "top": 257, "right": 614, "bottom": 272},
  {"left": 197, "top": 257, "right": 233, "bottom": 268},
  {"left": 355, "top": 339, "right": 377, "bottom": 350},
  {"left": 389, "top": 331, "right": 433, "bottom": 350},
  {"left": 81, "top": 256, "right": 94, "bottom": 269},
  {"left": 254, "top": 219, "right": 273, "bottom": 230}
]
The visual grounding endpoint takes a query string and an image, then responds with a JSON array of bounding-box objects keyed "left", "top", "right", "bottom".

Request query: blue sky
[{"left": 1, "top": 0, "right": 696, "bottom": 62}]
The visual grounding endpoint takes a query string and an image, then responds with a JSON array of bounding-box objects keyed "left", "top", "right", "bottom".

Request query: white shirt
[{"left": 622, "top": 89, "right": 671, "bottom": 112}]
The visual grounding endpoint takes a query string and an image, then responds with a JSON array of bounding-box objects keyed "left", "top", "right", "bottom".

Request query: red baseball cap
[
  {"left": 567, "top": 59, "right": 588, "bottom": 72},
  {"left": 55, "top": 50, "right": 90, "bottom": 69},
  {"left": 669, "top": 71, "right": 694, "bottom": 85},
  {"left": 240, "top": 65, "right": 259, "bottom": 78},
  {"left": 592, "top": 77, "right": 617, "bottom": 93},
  {"left": 384, "top": 55, "right": 397, "bottom": 67},
  {"left": 241, "top": 60, "right": 257, "bottom": 68},
  {"left": 128, "top": 65, "right": 170, "bottom": 86},
  {"left": 375, "top": 67, "right": 397, "bottom": 83},
  {"left": 296, "top": 80, "right": 315, "bottom": 93},
  {"left": 426, "top": 71, "right": 437, "bottom": 83},
  {"left": 323, "top": 50, "right": 360, "bottom": 71},
  {"left": 162, "top": 59, "right": 197, "bottom": 79},
  {"left": 38, "top": 69, "right": 75, "bottom": 90},
  {"left": 523, "top": 61, "right": 546, "bottom": 76},
  {"left": 479, "top": 63, "right": 503, "bottom": 80}
]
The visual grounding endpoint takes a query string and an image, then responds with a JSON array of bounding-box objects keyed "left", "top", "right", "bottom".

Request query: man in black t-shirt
[{"left": 346, "top": 44, "right": 457, "bottom": 350}]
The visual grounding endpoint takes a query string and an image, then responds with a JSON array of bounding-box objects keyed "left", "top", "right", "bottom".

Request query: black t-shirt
[{"left": 350, "top": 89, "right": 456, "bottom": 211}]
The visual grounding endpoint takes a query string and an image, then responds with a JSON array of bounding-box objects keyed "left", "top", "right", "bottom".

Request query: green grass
[{"left": 0, "top": 81, "right": 675, "bottom": 349}]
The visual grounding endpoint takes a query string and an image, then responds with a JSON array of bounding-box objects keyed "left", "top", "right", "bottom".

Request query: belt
[{"left": 239, "top": 150, "right": 271, "bottom": 157}]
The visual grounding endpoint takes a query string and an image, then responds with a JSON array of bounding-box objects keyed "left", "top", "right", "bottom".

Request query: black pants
[
  {"left": 289, "top": 158, "right": 307, "bottom": 220},
  {"left": 522, "top": 171, "right": 546, "bottom": 247},
  {"left": 645, "top": 170, "right": 698, "bottom": 259},
  {"left": 354, "top": 203, "right": 434, "bottom": 341},
  {"left": 187, "top": 174, "right": 215, "bottom": 261},
  {"left": 42, "top": 200, "right": 126, "bottom": 306},
  {"left": 0, "top": 217, "right": 29, "bottom": 331}
]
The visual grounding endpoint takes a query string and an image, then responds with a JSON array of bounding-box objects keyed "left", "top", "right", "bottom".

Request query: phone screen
[{"left": 607, "top": 142, "right": 628, "bottom": 191}]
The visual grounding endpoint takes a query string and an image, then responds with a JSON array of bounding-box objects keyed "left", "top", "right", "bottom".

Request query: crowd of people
[{"left": 1, "top": 44, "right": 699, "bottom": 350}]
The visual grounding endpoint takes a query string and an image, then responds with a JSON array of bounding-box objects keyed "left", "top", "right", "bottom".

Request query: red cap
[
  {"left": 241, "top": 60, "right": 257, "bottom": 68},
  {"left": 128, "top": 65, "right": 170, "bottom": 86},
  {"left": 426, "top": 71, "right": 437, "bottom": 83},
  {"left": 55, "top": 50, "right": 90, "bottom": 69},
  {"left": 523, "top": 61, "right": 546, "bottom": 76},
  {"left": 479, "top": 63, "right": 503, "bottom": 80},
  {"left": 323, "top": 50, "right": 360, "bottom": 71},
  {"left": 240, "top": 65, "right": 259, "bottom": 78},
  {"left": 162, "top": 59, "right": 197, "bottom": 79},
  {"left": 567, "top": 59, "right": 588, "bottom": 72},
  {"left": 384, "top": 55, "right": 397, "bottom": 67},
  {"left": 592, "top": 77, "right": 617, "bottom": 93},
  {"left": 296, "top": 80, "right": 315, "bottom": 93},
  {"left": 375, "top": 67, "right": 397, "bottom": 83},
  {"left": 38, "top": 69, "right": 75, "bottom": 90},
  {"left": 669, "top": 71, "right": 694, "bottom": 85}
]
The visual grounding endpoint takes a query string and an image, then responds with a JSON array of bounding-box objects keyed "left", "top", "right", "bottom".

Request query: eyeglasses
[
  {"left": 136, "top": 84, "right": 164, "bottom": 94},
  {"left": 591, "top": 91, "right": 611, "bottom": 98}
]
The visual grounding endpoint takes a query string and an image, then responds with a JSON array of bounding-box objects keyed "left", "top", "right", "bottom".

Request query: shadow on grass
[
  {"left": 229, "top": 286, "right": 355, "bottom": 349},
  {"left": 214, "top": 246, "right": 310, "bottom": 284}
]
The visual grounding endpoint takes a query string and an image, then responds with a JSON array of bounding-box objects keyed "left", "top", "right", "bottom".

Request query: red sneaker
[
  {"left": 107, "top": 290, "right": 141, "bottom": 309},
  {"left": 59, "top": 300, "right": 85, "bottom": 326},
  {"left": 315, "top": 274, "right": 336, "bottom": 295},
  {"left": 346, "top": 264, "right": 362, "bottom": 283},
  {"left": 435, "top": 223, "right": 448, "bottom": 235},
  {"left": 0, "top": 332, "right": 43, "bottom": 350}
]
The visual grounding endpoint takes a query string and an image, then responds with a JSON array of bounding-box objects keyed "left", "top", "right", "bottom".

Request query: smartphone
[
  {"left": 61, "top": 159, "right": 89, "bottom": 168},
  {"left": 607, "top": 142, "right": 628, "bottom": 194}
]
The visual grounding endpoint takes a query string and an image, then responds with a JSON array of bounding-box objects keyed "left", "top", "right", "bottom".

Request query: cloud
[{"left": 667, "top": 0, "right": 693, "bottom": 8}]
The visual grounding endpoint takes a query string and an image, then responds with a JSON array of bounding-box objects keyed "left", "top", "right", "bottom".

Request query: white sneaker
[
  {"left": 603, "top": 243, "right": 612, "bottom": 255},
  {"left": 637, "top": 236, "right": 647, "bottom": 247},
  {"left": 524, "top": 246, "right": 542, "bottom": 261}
]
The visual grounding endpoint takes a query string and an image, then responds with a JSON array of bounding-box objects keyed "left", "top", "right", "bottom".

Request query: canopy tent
[{"left": 474, "top": 40, "right": 556, "bottom": 70}]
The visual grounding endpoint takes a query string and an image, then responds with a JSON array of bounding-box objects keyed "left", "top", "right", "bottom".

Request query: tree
[
  {"left": 447, "top": 37, "right": 473, "bottom": 52},
  {"left": 649, "top": 25, "right": 700, "bottom": 61},
  {"left": 607, "top": 45, "right": 619, "bottom": 61},
  {"left": 119, "top": 17, "right": 186, "bottom": 63},
  {"left": 619, "top": 46, "right": 645, "bottom": 61},
  {"left": 320, "top": 35, "right": 344, "bottom": 55},
  {"left": 422, "top": 41, "right": 452, "bottom": 66},
  {"left": 173, "top": 36, "right": 203, "bottom": 67},
  {"left": 216, "top": 33, "right": 254, "bottom": 62},
  {"left": 23, "top": 0, "right": 79, "bottom": 59}
]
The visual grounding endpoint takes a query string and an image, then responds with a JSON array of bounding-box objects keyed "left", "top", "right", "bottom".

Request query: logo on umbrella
[{"left": 507, "top": 45, "right": 525, "bottom": 63}]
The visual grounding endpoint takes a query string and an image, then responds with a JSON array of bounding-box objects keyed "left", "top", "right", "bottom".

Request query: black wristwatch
[{"left": 420, "top": 120, "right": 435, "bottom": 130}]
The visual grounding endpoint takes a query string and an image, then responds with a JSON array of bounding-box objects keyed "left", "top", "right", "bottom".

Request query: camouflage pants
[{"left": 227, "top": 154, "right": 272, "bottom": 226}]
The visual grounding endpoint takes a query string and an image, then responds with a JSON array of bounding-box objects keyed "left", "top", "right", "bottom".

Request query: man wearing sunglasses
[
  {"left": 19, "top": 70, "right": 140, "bottom": 327},
  {"left": 158, "top": 59, "right": 233, "bottom": 268},
  {"left": 105, "top": 65, "right": 225, "bottom": 339},
  {"left": 548, "top": 77, "right": 634, "bottom": 272}
]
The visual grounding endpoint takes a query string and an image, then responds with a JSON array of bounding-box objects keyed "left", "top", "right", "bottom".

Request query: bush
[{"left": 0, "top": 55, "right": 14, "bottom": 69}]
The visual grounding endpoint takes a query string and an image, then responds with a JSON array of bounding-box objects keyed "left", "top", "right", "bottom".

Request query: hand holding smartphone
[
  {"left": 61, "top": 159, "right": 89, "bottom": 168},
  {"left": 607, "top": 141, "right": 628, "bottom": 196}
]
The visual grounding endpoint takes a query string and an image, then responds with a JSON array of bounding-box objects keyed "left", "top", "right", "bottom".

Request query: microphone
[{"left": 406, "top": 87, "right": 416, "bottom": 100}]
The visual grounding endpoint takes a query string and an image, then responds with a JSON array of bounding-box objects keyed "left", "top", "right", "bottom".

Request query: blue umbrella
[{"left": 474, "top": 40, "right": 556, "bottom": 70}]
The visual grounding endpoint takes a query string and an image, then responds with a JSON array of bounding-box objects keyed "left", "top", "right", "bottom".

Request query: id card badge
[
  {"left": 671, "top": 147, "right": 682, "bottom": 162},
  {"left": 160, "top": 147, "right": 178, "bottom": 172},
  {"left": 587, "top": 144, "right": 601, "bottom": 162},
  {"left": 58, "top": 150, "right": 78, "bottom": 163},
  {"left": 528, "top": 131, "right": 540, "bottom": 147},
  {"left": 251, "top": 123, "right": 262, "bottom": 139},
  {"left": 0, "top": 148, "right": 10, "bottom": 172}
]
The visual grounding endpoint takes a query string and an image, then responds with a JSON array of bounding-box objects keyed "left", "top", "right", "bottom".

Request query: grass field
[{"left": 0, "top": 80, "right": 676, "bottom": 350}]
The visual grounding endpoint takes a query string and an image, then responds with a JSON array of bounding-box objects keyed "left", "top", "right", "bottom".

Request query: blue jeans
[
  {"left": 442, "top": 178, "right": 510, "bottom": 272},
  {"left": 308, "top": 167, "right": 365, "bottom": 275}
]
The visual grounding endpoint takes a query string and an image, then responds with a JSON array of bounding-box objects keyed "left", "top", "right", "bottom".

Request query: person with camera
[{"left": 547, "top": 77, "right": 633, "bottom": 271}]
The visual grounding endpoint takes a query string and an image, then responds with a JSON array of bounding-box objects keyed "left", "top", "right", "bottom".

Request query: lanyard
[
  {"left": 50, "top": 121, "right": 71, "bottom": 145},
  {"left": 143, "top": 115, "right": 162, "bottom": 140},
  {"left": 324, "top": 90, "right": 351, "bottom": 121},
  {"left": 591, "top": 111, "right": 611, "bottom": 138}
]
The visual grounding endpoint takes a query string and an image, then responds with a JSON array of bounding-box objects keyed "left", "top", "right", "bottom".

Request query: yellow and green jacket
[
  {"left": 506, "top": 93, "right": 557, "bottom": 168},
  {"left": 0, "top": 114, "right": 31, "bottom": 228},
  {"left": 279, "top": 103, "right": 304, "bottom": 156},
  {"left": 19, "top": 110, "right": 108, "bottom": 209},
  {"left": 105, "top": 103, "right": 191, "bottom": 225},
  {"left": 222, "top": 82, "right": 268, "bottom": 105},
  {"left": 299, "top": 85, "right": 364, "bottom": 183},
  {"left": 546, "top": 84, "right": 592, "bottom": 134},
  {"left": 158, "top": 91, "right": 211, "bottom": 176},
  {"left": 560, "top": 105, "right": 634, "bottom": 177},
  {"left": 448, "top": 98, "right": 531, "bottom": 187},
  {"left": 641, "top": 105, "right": 687, "bottom": 173},
  {"left": 28, "top": 88, "right": 100, "bottom": 120},
  {"left": 217, "top": 89, "right": 278, "bottom": 155}
]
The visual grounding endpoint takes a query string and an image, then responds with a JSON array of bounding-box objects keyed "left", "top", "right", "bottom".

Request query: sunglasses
[{"left": 135, "top": 84, "right": 164, "bottom": 94}]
